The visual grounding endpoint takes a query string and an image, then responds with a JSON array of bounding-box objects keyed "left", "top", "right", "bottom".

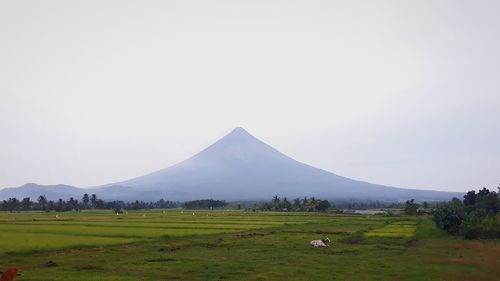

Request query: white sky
[{"left": 1, "top": 0, "right": 499, "bottom": 192}]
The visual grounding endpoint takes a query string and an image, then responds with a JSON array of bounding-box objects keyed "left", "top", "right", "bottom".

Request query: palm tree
[
  {"left": 82, "top": 193, "right": 90, "bottom": 209},
  {"left": 282, "top": 197, "right": 291, "bottom": 210},
  {"left": 293, "top": 198, "right": 301, "bottom": 211},
  {"left": 56, "top": 198, "right": 64, "bottom": 211},
  {"left": 7, "top": 198, "right": 20, "bottom": 212},
  {"left": 271, "top": 195, "right": 281, "bottom": 211},
  {"left": 307, "top": 197, "right": 318, "bottom": 212},
  {"left": 38, "top": 195, "right": 47, "bottom": 211},
  {"left": 68, "top": 197, "right": 78, "bottom": 211},
  {"left": 21, "top": 197, "right": 32, "bottom": 210},
  {"left": 91, "top": 194, "right": 98, "bottom": 209}
]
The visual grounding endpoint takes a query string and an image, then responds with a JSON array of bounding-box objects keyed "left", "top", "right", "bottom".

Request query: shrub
[
  {"left": 477, "top": 215, "right": 500, "bottom": 239},
  {"left": 404, "top": 199, "right": 419, "bottom": 215},
  {"left": 461, "top": 215, "right": 481, "bottom": 239},
  {"left": 433, "top": 187, "right": 500, "bottom": 239},
  {"left": 433, "top": 198, "right": 464, "bottom": 235}
]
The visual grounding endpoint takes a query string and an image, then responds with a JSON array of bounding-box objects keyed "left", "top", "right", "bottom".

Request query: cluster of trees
[
  {"left": 335, "top": 200, "right": 407, "bottom": 210},
  {"left": 433, "top": 187, "right": 500, "bottom": 239},
  {"left": 0, "top": 194, "right": 179, "bottom": 212},
  {"left": 182, "top": 199, "right": 228, "bottom": 209},
  {"left": 403, "top": 199, "right": 431, "bottom": 215},
  {"left": 105, "top": 199, "right": 179, "bottom": 212},
  {"left": 1, "top": 195, "right": 83, "bottom": 212},
  {"left": 255, "top": 196, "right": 331, "bottom": 212}
]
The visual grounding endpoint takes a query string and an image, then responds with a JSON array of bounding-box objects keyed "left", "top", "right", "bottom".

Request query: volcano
[
  {"left": 1, "top": 127, "right": 460, "bottom": 201},
  {"left": 90, "top": 127, "right": 459, "bottom": 201}
]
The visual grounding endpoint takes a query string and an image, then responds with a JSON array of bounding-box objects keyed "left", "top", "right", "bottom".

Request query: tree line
[
  {"left": 0, "top": 193, "right": 178, "bottom": 212},
  {"left": 403, "top": 199, "right": 429, "bottom": 215},
  {"left": 433, "top": 187, "right": 499, "bottom": 239},
  {"left": 182, "top": 199, "right": 228, "bottom": 209},
  {"left": 254, "top": 196, "right": 332, "bottom": 212},
  {"left": 334, "top": 200, "right": 407, "bottom": 210}
]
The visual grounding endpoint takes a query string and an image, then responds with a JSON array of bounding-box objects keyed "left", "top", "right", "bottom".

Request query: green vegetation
[
  {"left": 0, "top": 194, "right": 179, "bottom": 212},
  {"left": 0, "top": 210, "right": 499, "bottom": 280},
  {"left": 433, "top": 187, "right": 500, "bottom": 239},
  {"left": 364, "top": 221, "right": 416, "bottom": 238},
  {"left": 404, "top": 199, "right": 419, "bottom": 215},
  {"left": 256, "top": 196, "right": 332, "bottom": 212},
  {"left": 182, "top": 199, "right": 228, "bottom": 209}
]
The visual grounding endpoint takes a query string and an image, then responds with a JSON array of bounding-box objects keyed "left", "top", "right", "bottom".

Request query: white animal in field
[{"left": 310, "top": 238, "right": 331, "bottom": 247}]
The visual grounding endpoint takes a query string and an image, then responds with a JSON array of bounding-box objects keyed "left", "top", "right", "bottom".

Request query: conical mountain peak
[
  {"left": 87, "top": 128, "right": 460, "bottom": 202},
  {"left": 210, "top": 127, "right": 264, "bottom": 148},
  {"left": 198, "top": 127, "right": 284, "bottom": 161},
  {"left": 223, "top": 127, "right": 254, "bottom": 139},
  {"left": 231, "top": 126, "right": 248, "bottom": 133}
]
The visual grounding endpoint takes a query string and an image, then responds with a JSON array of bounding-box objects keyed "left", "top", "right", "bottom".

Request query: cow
[{"left": 310, "top": 238, "right": 331, "bottom": 247}]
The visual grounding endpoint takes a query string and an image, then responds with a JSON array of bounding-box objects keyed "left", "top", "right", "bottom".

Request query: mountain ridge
[{"left": 0, "top": 183, "right": 84, "bottom": 200}]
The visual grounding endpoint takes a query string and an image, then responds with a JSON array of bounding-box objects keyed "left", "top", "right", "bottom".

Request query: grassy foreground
[{"left": 0, "top": 210, "right": 499, "bottom": 280}]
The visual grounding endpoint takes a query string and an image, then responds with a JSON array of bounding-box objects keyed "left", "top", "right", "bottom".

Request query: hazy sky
[{"left": 1, "top": 0, "right": 499, "bottom": 192}]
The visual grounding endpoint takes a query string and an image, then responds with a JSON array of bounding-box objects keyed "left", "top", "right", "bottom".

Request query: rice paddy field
[{"left": 0, "top": 210, "right": 499, "bottom": 280}]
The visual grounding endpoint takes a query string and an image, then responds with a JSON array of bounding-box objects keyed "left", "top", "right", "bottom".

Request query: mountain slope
[
  {"left": 95, "top": 127, "right": 460, "bottom": 201},
  {"left": 0, "top": 183, "right": 83, "bottom": 200}
]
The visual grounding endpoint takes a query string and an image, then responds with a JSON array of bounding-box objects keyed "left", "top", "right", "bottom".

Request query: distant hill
[
  {"left": 1, "top": 128, "right": 462, "bottom": 202},
  {"left": 0, "top": 183, "right": 83, "bottom": 200}
]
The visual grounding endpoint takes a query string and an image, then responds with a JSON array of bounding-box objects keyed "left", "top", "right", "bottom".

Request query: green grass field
[{"left": 0, "top": 210, "right": 499, "bottom": 280}]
